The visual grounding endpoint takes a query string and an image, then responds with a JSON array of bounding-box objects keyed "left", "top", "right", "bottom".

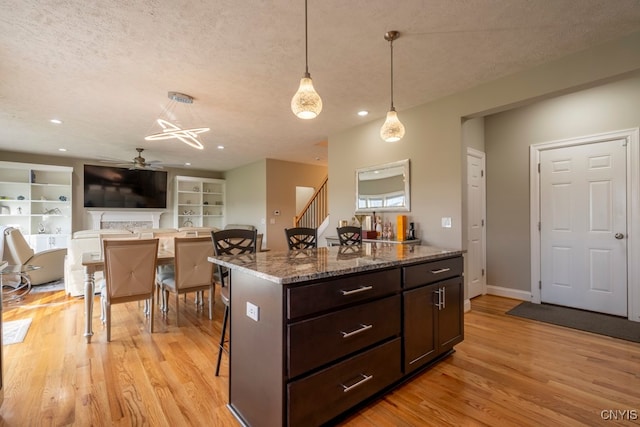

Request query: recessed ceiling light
[
  {"left": 217, "top": 145, "right": 224, "bottom": 150},
  {"left": 58, "top": 148, "right": 67, "bottom": 152},
  {"left": 357, "top": 110, "right": 369, "bottom": 117},
  {"left": 50, "top": 119, "right": 62, "bottom": 124},
  {"left": 185, "top": 162, "right": 192, "bottom": 166}
]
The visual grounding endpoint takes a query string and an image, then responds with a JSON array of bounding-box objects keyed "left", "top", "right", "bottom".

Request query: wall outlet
[
  {"left": 246, "top": 301, "right": 259, "bottom": 322},
  {"left": 441, "top": 217, "right": 452, "bottom": 228}
]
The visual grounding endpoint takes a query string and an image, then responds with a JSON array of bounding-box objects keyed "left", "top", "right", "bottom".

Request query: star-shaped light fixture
[{"left": 144, "top": 92, "right": 210, "bottom": 149}]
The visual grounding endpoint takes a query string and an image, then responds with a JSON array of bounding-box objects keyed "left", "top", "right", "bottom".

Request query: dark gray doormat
[{"left": 507, "top": 302, "right": 640, "bottom": 343}]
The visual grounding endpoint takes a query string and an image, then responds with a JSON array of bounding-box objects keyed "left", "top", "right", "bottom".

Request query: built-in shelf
[
  {"left": 0, "top": 161, "right": 72, "bottom": 250},
  {"left": 174, "top": 176, "right": 225, "bottom": 229}
]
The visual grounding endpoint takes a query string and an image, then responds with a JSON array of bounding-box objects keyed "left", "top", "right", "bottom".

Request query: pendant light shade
[
  {"left": 380, "top": 31, "right": 405, "bottom": 142},
  {"left": 291, "top": 0, "right": 322, "bottom": 119},
  {"left": 380, "top": 107, "right": 405, "bottom": 142}
]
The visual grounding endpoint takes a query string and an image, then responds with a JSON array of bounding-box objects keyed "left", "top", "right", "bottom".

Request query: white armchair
[{"left": 2, "top": 227, "right": 66, "bottom": 285}]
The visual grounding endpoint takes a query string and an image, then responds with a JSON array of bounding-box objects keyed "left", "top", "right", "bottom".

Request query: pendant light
[
  {"left": 380, "top": 31, "right": 405, "bottom": 142},
  {"left": 291, "top": 0, "right": 322, "bottom": 119}
]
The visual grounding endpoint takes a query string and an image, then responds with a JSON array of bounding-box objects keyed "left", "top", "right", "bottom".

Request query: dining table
[{"left": 81, "top": 249, "right": 174, "bottom": 343}]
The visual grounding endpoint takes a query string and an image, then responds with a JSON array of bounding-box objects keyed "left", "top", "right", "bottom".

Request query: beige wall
[
  {"left": 485, "top": 71, "right": 640, "bottom": 292},
  {"left": 223, "top": 159, "right": 327, "bottom": 251},
  {"left": 328, "top": 31, "right": 640, "bottom": 293},
  {"left": 265, "top": 159, "right": 327, "bottom": 252},
  {"left": 0, "top": 150, "right": 222, "bottom": 230}
]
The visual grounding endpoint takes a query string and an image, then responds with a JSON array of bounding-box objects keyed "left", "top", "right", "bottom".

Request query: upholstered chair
[
  {"left": 101, "top": 238, "right": 159, "bottom": 342},
  {"left": 156, "top": 236, "right": 215, "bottom": 325},
  {"left": 2, "top": 226, "right": 66, "bottom": 285}
]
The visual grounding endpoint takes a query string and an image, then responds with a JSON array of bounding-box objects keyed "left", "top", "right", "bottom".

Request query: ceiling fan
[{"left": 100, "top": 148, "right": 164, "bottom": 170}]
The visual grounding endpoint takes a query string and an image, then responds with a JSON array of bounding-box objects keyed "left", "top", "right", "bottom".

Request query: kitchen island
[{"left": 209, "top": 243, "right": 464, "bottom": 427}]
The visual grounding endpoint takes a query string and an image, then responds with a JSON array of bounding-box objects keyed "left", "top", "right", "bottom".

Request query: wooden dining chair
[
  {"left": 211, "top": 228, "right": 257, "bottom": 376},
  {"left": 284, "top": 227, "right": 318, "bottom": 250},
  {"left": 156, "top": 236, "right": 214, "bottom": 325},
  {"left": 337, "top": 226, "right": 362, "bottom": 245},
  {"left": 101, "top": 238, "right": 159, "bottom": 342}
]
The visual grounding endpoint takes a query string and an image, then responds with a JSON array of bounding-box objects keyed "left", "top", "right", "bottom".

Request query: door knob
[{"left": 615, "top": 233, "right": 625, "bottom": 240}]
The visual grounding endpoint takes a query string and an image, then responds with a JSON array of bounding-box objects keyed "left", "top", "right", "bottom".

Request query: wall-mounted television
[{"left": 83, "top": 164, "right": 168, "bottom": 209}]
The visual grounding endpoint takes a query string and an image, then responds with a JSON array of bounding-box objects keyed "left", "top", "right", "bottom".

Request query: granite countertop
[{"left": 208, "top": 243, "right": 463, "bottom": 285}]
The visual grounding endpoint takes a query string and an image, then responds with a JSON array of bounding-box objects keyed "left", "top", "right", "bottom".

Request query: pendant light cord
[
  {"left": 304, "top": 0, "right": 310, "bottom": 77},
  {"left": 389, "top": 38, "right": 394, "bottom": 110}
]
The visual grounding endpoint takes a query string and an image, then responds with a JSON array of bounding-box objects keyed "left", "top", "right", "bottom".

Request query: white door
[
  {"left": 467, "top": 149, "right": 486, "bottom": 299},
  {"left": 540, "top": 139, "right": 627, "bottom": 316}
]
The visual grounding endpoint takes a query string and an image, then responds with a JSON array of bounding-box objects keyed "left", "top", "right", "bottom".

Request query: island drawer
[
  {"left": 403, "top": 256, "right": 463, "bottom": 290},
  {"left": 287, "top": 338, "right": 401, "bottom": 427},
  {"left": 287, "top": 268, "right": 401, "bottom": 319},
  {"left": 288, "top": 295, "right": 401, "bottom": 378}
]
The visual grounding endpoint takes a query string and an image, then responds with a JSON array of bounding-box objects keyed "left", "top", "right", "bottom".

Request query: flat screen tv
[{"left": 83, "top": 164, "right": 168, "bottom": 209}]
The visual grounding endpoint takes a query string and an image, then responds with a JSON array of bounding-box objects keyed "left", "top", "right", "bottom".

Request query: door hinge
[
  {"left": 481, "top": 219, "right": 485, "bottom": 227},
  {"left": 481, "top": 268, "right": 485, "bottom": 276},
  {"left": 481, "top": 169, "right": 484, "bottom": 177},
  {"left": 539, "top": 280, "right": 542, "bottom": 289},
  {"left": 538, "top": 222, "right": 541, "bottom": 231},
  {"left": 538, "top": 163, "right": 541, "bottom": 173}
]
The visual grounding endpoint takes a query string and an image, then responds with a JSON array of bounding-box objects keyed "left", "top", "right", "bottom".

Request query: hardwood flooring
[{"left": 1, "top": 289, "right": 639, "bottom": 426}]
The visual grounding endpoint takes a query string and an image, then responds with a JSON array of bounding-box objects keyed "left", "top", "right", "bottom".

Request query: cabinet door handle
[
  {"left": 340, "top": 285, "right": 373, "bottom": 296},
  {"left": 442, "top": 286, "right": 446, "bottom": 309},
  {"left": 434, "top": 288, "right": 442, "bottom": 309},
  {"left": 341, "top": 323, "right": 373, "bottom": 338},
  {"left": 431, "top": 268, "right": 451, "bottom": 274},
  {"left": 341, "top": 374, "right": 373, "bottom": 393}
]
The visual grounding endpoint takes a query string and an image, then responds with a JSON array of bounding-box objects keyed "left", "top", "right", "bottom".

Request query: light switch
[{"left": 441, "top": 217, "right": 452, "bottom": 228}]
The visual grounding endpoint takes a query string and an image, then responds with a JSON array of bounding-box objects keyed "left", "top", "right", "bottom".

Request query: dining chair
[
  {"left": 210, "top": 228, "right": 258, "bottom": 376},
  {"left": 101, "top": 238, "right": 159, "bottom": 342},
  {"left": 337, "top": 226, "right": 362, "bottom": 245},
  {"left": 284, "top": 227, "right": 318, "bottom": 250},
  {"left": 156, "top": 236, "right": 214, "bottom": 325}
]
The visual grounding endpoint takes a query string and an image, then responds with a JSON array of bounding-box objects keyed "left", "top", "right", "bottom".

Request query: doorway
[{"left": 530, "top": 129, "right": 640, "bottom": 321}]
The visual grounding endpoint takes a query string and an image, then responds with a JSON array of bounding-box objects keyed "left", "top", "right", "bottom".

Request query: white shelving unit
[
  {"left": 0, "top": 161, "right": 73, "bottom": 250},
  {"left": 174, "top": 176, "right": 225, "bottom": 229}
]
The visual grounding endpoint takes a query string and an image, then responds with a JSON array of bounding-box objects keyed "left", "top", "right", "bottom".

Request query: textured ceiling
[{"left": 1, "top": 0, "right": 640, "bottom": 171}]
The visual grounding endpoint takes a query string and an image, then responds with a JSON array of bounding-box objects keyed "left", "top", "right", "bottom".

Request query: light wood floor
[{"left": 1, "top": 288, "right": 639, "bottom": 426}]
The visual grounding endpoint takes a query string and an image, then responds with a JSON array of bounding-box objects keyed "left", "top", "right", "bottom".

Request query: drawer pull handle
[
  {"left": 341, "top": 374, "right": 373, "bottom": 393},
  {"left": 431, "top": 268, "right": 451, "bottom": 274},
  {"left": 340, "top": 285, "right": 373, "bottom": 296},
  {"left": 341, "top": 323, "right": 373, "bottom": 338}
]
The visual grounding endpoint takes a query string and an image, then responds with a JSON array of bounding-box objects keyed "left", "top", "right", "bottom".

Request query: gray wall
[
  {"left": 328, "top": 31, "right": 640, "bottom": 298},
  {"left": 224, "top": 159, "right": 267, "bottom": 236},
  {"left": 485, "top": 72, "right": 640, "bottom": 292}
]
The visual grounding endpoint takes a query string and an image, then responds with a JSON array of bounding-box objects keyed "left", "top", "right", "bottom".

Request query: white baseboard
[
  {"left": 486, "top": 285, "right": 532, "bottom": 301},
  {"left": 464, "top": 299, "right": 471, "bottom": 312}
]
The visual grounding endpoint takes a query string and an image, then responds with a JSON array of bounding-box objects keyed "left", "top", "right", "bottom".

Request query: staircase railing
[{"left": 293, "top": 176, "right": 328, "bottom": 228}]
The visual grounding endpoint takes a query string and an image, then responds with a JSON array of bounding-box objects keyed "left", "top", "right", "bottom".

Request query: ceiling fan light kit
[
  {"left": 291, "top": 0, "right": 322, "bottom": 119},
  {"left": 380, "top": 30, "right": 405, "bottom": 143},
  {"left": 144, "top": 91, "right": 209, "bottom": 149}
]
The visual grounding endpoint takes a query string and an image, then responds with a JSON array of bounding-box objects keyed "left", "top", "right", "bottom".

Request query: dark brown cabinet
[
  {"left": 403, "top": 257, "right": 464, "bottom": 373},
  {"left": 287, "top": 268, "right": 402, "bottom": 426},
  {"left": 223, "top": 250, "right": 464, "bottom": 427}
]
